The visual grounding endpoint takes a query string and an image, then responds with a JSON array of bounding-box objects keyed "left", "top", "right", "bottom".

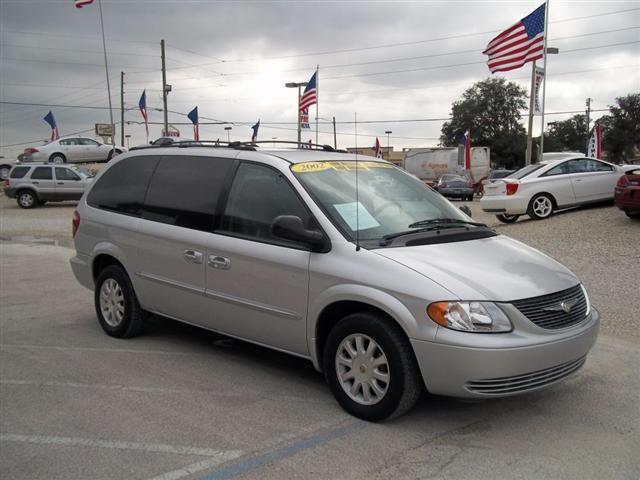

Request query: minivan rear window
[
  {"left": 10, "top": 166, "right": 30, "bottom": 179},
  {"left": 87, "top": 156, "right": 160, "bottom": 216},
  {"left": 142, "top": 155, "right": 234, "bottom": 231}
]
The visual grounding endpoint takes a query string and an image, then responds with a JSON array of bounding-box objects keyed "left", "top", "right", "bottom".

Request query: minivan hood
[{"left": 373, "top": 235, "right": 578, "bottom": 302}]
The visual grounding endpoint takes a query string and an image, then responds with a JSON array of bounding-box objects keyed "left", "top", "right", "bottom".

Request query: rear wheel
[
  {"left": 625, "top": 211, "right": 640, "bottom": 219},
  {"left": 528, "top": 193, "right": 554, "bottom": 220},
  {"left": 323, "top": 312, "right": 422, "bottom": 421},
  {"left": 496, "top": 213, "right": 519, "bottom": 224},
  {"left": 94, "top": 265, "right": 145, "bottom": 338},
  {"left": 49, "top": 154, "right": 66, "bottom": 164},
  {"left": 17, "top": 190, "right": 38, "bottom": 209}
]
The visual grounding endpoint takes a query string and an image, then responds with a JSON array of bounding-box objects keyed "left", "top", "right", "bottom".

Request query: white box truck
[{"left": 403, "top": 147, "right": 490, "bottom": 185}]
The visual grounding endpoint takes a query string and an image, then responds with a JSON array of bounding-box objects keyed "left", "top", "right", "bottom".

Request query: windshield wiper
[
  {"left": 408, "top": 218, "right": 486, "bottom": 228},
  {"left": 380, "top": 219, "right": 489, "bottom": 246}
]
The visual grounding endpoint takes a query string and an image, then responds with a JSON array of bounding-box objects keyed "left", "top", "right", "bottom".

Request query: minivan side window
[
  {"left": 142, "top": 155, "right": 234, "bottom": 232},
  {"left": 87, "top": 156, "right": 160, "bottom": 216},
  {"left": 31, "top": 167, "right": 53, "bottom": 180},
  {"left": 9, "top": 166, "right": 30, "bottom": 179},
  {"left": 220, "top": 162, "right": 312, "bottom": 244}
]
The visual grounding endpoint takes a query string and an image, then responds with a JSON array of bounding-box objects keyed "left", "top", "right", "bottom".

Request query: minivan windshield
[{"left": 292, "top": 160, "right": 476, "bottom": 242}]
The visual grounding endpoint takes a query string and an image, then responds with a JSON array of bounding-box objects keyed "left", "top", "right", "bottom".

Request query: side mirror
[
  {"left": 271, "top": 215, "right": 329, "bottom": 252},
  {"left": 459, "top": 205, "right": 472, "bottom": 217}
]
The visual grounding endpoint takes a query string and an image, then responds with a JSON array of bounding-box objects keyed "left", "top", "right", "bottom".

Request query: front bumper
[
  {"left": 410, "top": 308, "right": 599, "bottom": 398},
  {"left": 480, "top": 194, "right": 529, "bottom": 215}
]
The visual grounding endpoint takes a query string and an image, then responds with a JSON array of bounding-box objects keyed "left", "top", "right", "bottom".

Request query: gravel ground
[{"left": 1, "top": 193, "right": 638, "bottom": 337}]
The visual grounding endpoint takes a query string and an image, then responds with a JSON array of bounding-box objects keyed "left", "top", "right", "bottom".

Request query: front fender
[{"left": 307, "top": 284, "right": 430, "bottom": 371}]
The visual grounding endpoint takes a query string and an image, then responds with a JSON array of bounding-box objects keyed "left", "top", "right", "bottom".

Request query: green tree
[
  {"left": 440, "top": 77, "right": 527, "bottom": 168},
  {"left": 544, "top": 114, "right": 588, "bottom": 153},
  {"left": 599, "top": 93, "right": 640, "bottom": 163}
]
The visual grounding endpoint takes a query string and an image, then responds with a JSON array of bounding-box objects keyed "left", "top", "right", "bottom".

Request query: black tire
[
  {"left": 467, "top": 195, "right": 474, "bottom": 202},
  {"left": 528, "top": 193, "right": 554, "bottom": 220},
  {"left": 94, "top": 265, "right": 145, "bottom": 338},
  {"left": 625, "top": 211, "right": 640, "bottom": 219},
  {"left": 496, "top": 213, "right": 520, "bottom": 224},
  {"left": 107, "top": 149, "right": 121, "bottom": 161},
  {"left": 16, "top": 190, "right": 38, "bottom": 209},
  {"left": 323, "top": 312, "right": 423, "bottom": 421},
  {"left": 49, "top": 153, "right": 66, "bottom": 164}
]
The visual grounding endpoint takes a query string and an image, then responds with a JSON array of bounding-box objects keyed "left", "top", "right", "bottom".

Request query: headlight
[{"left": 427, "top": 301, "right": 512, "bottom": 333}]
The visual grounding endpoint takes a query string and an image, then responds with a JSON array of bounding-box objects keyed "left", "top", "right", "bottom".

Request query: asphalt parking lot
[{"left": 1, "top": 194, "right": 639, "bottom": 479}]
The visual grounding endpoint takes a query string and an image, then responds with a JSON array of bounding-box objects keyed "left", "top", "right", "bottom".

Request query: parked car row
[{"left": 480, "top": 153, "right": 637, "bottom": 223}]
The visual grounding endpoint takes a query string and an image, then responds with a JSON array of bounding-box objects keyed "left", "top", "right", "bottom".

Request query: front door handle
[
  {"left": 208, "top": 255, "right": 231, "bottom": 270},
  {"left": 57, "top": 182, "right": 64, "bottom": 185},
  {"left": 183, "top": 249, "right": 203, "bottom": 264}
]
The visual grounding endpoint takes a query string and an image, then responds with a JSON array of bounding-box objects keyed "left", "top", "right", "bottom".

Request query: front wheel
[
  {"left": 496, "top": 213, "right": 520, "bottom": 224},
  {"left": 17, "top": 190, "right": 38, "bottom": 209},
  {"left": 625, "top": 211, "right": 640, "bottom": 219},
  {"left": 528, "top": 193, "right": 554, "bottom": 220},
  {"left": 94, "top": 265, "right": 145, "bottom": 338},
  {"left": 323, "top": 312, "right": 422, "bottom": 421}
]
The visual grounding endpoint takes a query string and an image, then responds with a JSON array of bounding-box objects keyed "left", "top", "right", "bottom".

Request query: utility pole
[
  {"left": 120, "top": 71, "right": 125, "bottom": 147},
  {"left": 585, "top": 97, "right": 592, "bottom": 154},
  {"left": 161, "top": 39, "right": 169, "bottom": 135},
  {"left": 332, "top": 116, "right": 337, "bottom": 149}
]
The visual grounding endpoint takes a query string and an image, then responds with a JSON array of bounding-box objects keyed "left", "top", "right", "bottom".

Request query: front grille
[
  {"left": 512, "top": 284, "right": 588, "bottom": 330},
  {"left": 466, "top": 356, "right": 586, "bottom": 395}
]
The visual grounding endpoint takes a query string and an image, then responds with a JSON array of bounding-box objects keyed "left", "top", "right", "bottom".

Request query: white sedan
[
  {"left": 480, "top": 154, "right": 636, "bottom": 223},
  {"left": 24, "top": 136, "right": 126, "bottom": 164}
]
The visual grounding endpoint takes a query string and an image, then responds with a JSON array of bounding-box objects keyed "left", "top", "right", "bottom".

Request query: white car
[
  {"left": 24, "top": 136, "right": 126, "bottom": 164},
  {"left": 481, "top": 154, "right": 636, "bottom": 223}
]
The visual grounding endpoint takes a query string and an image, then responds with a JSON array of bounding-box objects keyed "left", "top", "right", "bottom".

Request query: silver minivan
[{"left": 70, "top": 144, "right": 599, "bottom": 421}]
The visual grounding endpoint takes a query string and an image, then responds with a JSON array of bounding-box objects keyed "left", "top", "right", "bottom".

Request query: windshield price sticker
[{"left": 292, "top": 161, "right": 392, "bottom": 173}]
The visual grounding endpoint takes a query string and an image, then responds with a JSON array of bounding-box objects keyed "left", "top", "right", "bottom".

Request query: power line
[
  {"left": 155, "top": 7, "right": 640, "bottom": 65},
  {"left": 0, "top": 56, "right": 157, "bottom": 71},
  {"left": 322, "top": 41, "right": 640, "bottom": 81}
]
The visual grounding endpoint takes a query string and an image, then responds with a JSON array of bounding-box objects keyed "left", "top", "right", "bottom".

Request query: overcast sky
[{"left": 1, "top": 0, "right": 638, "bottom": 157}]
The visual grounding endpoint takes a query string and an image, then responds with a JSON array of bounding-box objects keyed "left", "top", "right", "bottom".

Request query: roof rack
[{"left": 129, "top": 139, "right": 347, "bottom": 153}]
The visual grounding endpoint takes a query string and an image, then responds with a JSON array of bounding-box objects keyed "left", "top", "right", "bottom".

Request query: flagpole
[
  {"left": 315, "top": 65, "right": 319, "bottom": 146},
  {"left": 538, "top": 0, "right": 551, "bottom": 162},
  {"left": 97, "top": 0, "right": 115, "bottom": 151},
  {"left": 525, "top": 60, "right": 536, "bottom": 166}
]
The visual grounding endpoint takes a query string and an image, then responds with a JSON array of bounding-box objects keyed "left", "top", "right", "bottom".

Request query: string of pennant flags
[{"left": 42, "top": 0, "right": 602, "bottom": 159}]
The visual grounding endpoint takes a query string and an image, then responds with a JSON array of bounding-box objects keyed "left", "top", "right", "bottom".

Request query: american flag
[
  {"left": 299, "top": 71, "right": 317, "bottom": 112},
  {"left": 251, "top": 120, "right": 260, "bottom": 143},
  {"left": 138, "top": 90, "right": 148, "bottom": 137},
  {"left": 483, "top": 3, "right": 546, "bottom": 73},
  {"left": 187, "top": 106, "right": 199, "bottom": 141},
  {"left": 374, "top": 137, "right": 383, "bottom": 159},
  {"left": 74, "top": 0, "right": 94, "bottom": 8},
  {"left": 43, "top": 111, "right": 60, "bottom": 141}
]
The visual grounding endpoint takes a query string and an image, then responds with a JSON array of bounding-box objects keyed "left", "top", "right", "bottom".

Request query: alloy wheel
[{"left": 532, "top": 196, "right": 553, "bottom": 218}]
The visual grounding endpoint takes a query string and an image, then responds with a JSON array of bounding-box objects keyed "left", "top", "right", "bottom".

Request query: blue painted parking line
[{"left": 199, "top": 420, "right": 367, "bottom": 480}]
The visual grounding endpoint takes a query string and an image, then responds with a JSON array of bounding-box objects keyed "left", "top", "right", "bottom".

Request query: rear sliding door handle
[
  {"left": 208, "top": 255, "right": 231, "bottom": 270},
  {"left": 183, "top": 249, "right": 203, "bottom": 264}
]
